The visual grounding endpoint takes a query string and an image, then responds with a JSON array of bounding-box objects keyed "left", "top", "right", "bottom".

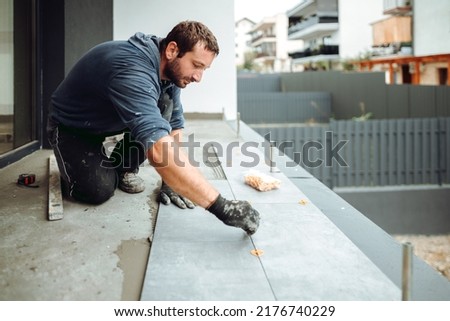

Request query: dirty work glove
[
  {"left": 207, "top": 195, "right": 260, "bottom": 235},
  {"left": 158, "top": 182, "right": 195, "bottom": 209}
]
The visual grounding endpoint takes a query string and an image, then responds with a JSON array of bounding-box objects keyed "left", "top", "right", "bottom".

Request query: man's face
[{"left": 164, "top": 42, "right": 216, "bottom": 88}]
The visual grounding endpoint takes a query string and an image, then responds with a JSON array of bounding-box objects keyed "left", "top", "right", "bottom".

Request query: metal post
[
  {"left": 269, "top": 142, "right": 274, "bottom": 172},
  {"left": 269, "top": 142, "right": 279, "bottom": 173},
  {"left": 236, "top": 112, "right": 240, "bottom": 138},
  {"left": 402, "top": 242, "right": 413, "bottom": 301}
]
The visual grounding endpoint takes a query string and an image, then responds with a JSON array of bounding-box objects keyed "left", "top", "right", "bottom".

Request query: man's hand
[
  {"left": 207, "top": 195, "right": 260, "bottom": 235},
  {"left": 158, "top": 182, "right": 195, "bottom": 209}
]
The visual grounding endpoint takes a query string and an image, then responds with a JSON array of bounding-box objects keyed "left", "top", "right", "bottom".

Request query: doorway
[
  {"left": 438, "top": 67, "right": 448, "bottom": 85},
  {"left": 0, "top": 0, "right": 38, "bottom": 164}
]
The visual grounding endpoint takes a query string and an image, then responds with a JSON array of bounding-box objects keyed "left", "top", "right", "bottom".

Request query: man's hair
[{"left": 161, "top": 21, "right": 219, "bottom": 57}]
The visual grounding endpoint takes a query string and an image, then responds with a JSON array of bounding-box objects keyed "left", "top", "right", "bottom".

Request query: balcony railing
[
  {"left": 250, "top": 34, "right": 275, "bottom": 43},
  {"left": 289, "top": 45, "right": 339, "bottom": 59},
  {"left": 255, "top": 51, "right": 276, "bottom": 58},
  {"left": 383, "top": 0, "right": 412, "bottom": 15},
  {"left": 372, "top": 16, "right": 412, "bottom": 47},
  {"left": 288, "top": 16, "right": 338, "bottom": 35}
]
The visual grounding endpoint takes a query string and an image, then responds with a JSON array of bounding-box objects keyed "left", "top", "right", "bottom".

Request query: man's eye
[{"left": 193, "top": 63, "right": 204, "bottom": 69}]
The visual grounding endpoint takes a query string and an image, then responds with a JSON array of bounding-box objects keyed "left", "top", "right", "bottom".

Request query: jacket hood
[{"left": 128, "top": 32, "right": 161, "bottom": 62}]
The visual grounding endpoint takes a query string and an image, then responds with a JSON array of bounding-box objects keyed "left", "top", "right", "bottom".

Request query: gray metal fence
[
  {"left": 238, "top": 92, "right": 331, "bottom": 124},
  {"left": 252, "top": 118, "right": 450, "bottom": 188},
  {"left": 238, "top": 72, "right": 450, "bottom": 120},
  {"left": 237, "top": 73, "right": 281, "bottom": 92}
]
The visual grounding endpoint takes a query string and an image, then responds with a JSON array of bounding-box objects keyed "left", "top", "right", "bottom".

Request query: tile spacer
[{"left": 251, "top": 249, "right": 264, "bottom": 257}]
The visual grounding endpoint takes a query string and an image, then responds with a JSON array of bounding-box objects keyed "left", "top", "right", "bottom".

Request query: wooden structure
[
  {"left": 372, "top": 16, "right": 411, "bottom": 46},
  {"left": 357, "top": 53, "right": 450, "bottom": 85}
]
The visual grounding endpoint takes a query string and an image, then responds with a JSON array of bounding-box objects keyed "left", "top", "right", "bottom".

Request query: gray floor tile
[
  {"left": 250, "top": 203, "right": 401, "bottom": 300},
  {"left": 141, "top": 240, "right": 274, "bottom": 301},
  {"left": 141, "top": 180, "right": 275, "bottom": 300}
]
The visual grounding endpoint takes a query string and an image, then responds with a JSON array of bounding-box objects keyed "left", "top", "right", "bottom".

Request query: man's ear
[{"left": 165, "top": 41, "right": 179, "bottom": 60}]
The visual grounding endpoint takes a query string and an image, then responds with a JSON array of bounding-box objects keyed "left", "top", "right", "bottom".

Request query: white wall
[
  {"left": 113, "top": 0, "right": 237, "bottom": 120},
  {"left": 235, "top": 18, "right": 255, "bottom": 66},
  {"left": 414, "top": 0, "right": 450, "bottom": 56},
  {"left": 339, "top": 0, "right": 387, "bottom": 59}
]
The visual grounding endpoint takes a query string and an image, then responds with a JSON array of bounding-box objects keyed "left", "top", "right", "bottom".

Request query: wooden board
[{"left": 48, "top": 154, "right": 64, "bottom": 221}]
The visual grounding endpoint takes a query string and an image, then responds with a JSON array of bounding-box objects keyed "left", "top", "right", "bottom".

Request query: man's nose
[{"left": 192, "top": 69, "right": 203, "bottom": 82}]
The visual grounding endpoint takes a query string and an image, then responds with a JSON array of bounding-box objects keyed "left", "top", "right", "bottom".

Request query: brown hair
[{"left": 161, "top": 20, "right": 219, "bottom": 57}]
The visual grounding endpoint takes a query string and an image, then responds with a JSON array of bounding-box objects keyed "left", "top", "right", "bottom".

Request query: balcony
[
  {"left": 2, "top": 115, "right": 450, "bottom": 301},
  {"left": 289, "top": 44, "right": 339, "bottom": 59},
  {"left": 383, "top": 0, "right": 412, "bottom": 15},
  {"left": 287, "top": 0, "right": 338, "bottom": 40},
  {"left": 288, "top": 16, "right": 339, "bottom": 41},
  {"left": 255, "top": 51, "right": 276, "bottom": 59},
  {"left": 371, "top": 15, "right": 412, "bottom": 47},
  {"left": 250, "top": 34, "right": 276, "bottom": 47}
]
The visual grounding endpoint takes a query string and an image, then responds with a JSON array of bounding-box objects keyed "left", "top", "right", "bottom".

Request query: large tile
[
  {"left": 250, "top": 203, "right": 401, "bottom": 301},
  {"left": 141, "top": 180, "right": 275, "bottom": 300},
  {"left": 141, "top": 240, "right": 274, "bottom": 301},
  {"left": 152, "top": 201, "right": 250, "bottom": 243}
]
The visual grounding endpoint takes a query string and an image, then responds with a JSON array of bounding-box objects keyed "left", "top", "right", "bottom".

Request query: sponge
[{"left": 244, "top": 170, "right": 281, "bottom": 192}]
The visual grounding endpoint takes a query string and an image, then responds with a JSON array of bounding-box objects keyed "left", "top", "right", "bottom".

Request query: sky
[{"left": 234, "top": 0, "right": 301, "bottom": 22}]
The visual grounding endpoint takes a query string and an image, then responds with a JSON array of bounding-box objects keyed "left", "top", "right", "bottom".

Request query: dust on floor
[{"left": 393, "top": 234, "right": 450, "bottom": 281}]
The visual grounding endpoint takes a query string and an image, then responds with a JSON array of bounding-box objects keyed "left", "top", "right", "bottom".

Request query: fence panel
[
  {"left": 251, "top": 118, "right": 449, "bottom": 188},
  {"left": 440, "top": 118, "right": 450, "bottom": 184},
  {"left": 436, "top": 86, "right": 450, "bottom": 117},
  {"left": 410, "top": 86, "right": 437, "bottom": 118},
  {"left": 251, "top": 124, "right": 332, "bottom": 187},
  {"left": 237, "top": 73, "right": 281, "bottom": 92},
  {"left": 238, "top": 92, "right": 331, "bottom": 124},
  {"left": 240, "top": 72, "right": 450, "bottom": 120}
]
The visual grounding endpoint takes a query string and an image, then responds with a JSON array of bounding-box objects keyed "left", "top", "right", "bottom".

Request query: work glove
[
  {"left": 158, "top": 182, "right": 195, "bottom": 209},
  {"left": 207, "top": 194, "right": 260, "bottom": 235}
]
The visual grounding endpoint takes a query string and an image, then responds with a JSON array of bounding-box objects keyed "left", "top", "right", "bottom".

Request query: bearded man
[{"left": 47, "top": 21, "right": 260, "bottom": 235}]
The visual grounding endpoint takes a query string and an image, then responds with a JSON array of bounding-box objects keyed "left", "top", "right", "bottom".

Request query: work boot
[{"left": 118, "top": 172, "right": 145, "bottom": 193}]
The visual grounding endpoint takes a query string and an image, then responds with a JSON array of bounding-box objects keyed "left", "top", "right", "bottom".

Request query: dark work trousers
[{"left": 47, "top": 125, "right": 146, "bottom": 204}]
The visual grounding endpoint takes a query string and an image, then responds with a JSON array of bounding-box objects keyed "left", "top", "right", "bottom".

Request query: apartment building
[
  {"left": 287, "top": 0, "right": 385, "bottom": 71},
  {"left": 247, "top": 14, "right": 303, "bottom": 73}
]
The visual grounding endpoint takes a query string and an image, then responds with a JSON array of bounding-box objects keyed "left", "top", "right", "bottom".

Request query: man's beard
[{"left": 164, "top": 58, "right": 190, "bottom": 88}]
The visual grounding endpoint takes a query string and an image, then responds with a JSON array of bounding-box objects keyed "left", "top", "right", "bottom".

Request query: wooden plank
[{"left": 48, "top": 154, "right": 63, "bottom": 221}]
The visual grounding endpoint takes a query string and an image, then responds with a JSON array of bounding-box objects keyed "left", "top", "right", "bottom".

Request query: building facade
[
  {"left": 235, "top": 18, "right": 255, "bottom": 68},
  {"left": 247, "top": 14, "right": 303, "bottom": 73},
  {"left": 287, "top": 0, "right": 386, "bottom": 71},
  {"left": 357, "top": 0, "right": 450, "bottom": 85}
]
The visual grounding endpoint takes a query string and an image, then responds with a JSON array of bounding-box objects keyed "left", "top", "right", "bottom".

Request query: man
[{"left": 47, "top": 21, "right": 260, "bottom": 234}]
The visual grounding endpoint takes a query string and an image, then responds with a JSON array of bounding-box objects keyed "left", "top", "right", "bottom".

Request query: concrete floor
[{"left": 0, "top": 145, "right": 160, "bottom": 300}]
